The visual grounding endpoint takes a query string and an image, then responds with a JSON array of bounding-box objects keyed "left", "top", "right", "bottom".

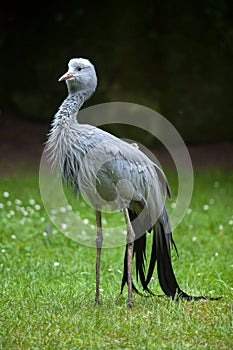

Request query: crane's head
[{"left": 58, "top": 58, "right": 97, "bottom": 97}]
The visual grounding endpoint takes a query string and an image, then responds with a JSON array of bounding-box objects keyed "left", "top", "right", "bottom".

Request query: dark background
[{"left": 1, "top": 0, "right": 233, "bottom": 145}]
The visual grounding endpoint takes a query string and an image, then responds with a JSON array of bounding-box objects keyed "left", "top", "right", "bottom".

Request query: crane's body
[
  {"left": 48, "top": 106, "right": 168, "bottom": 219},
  {"left": 46, "top": 58, "right": 216, "bottom": 306}
]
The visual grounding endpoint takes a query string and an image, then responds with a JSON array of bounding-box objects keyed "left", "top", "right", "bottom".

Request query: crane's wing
[{"left": 69, "top": 124, "right": 171, "bottom": 209}]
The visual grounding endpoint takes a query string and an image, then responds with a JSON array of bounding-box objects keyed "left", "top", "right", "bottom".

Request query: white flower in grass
[
  {"left": 60, "top": 207, "right": 66, "bottom": 213},
  {"left": 67, "top": 205, "right": 72, "bottom": 211},
  {"left": 203, "top": 204, "right": 209, "bottom": 211},
  {"left": 40, "top": 217, "right": 45, "bottom": 222},
  {"left": 186, "top": 208, "right": 192, "bottom": 214},
  {"left": 7, "top": 201, "right": 12, "bottom": 206},
  {"left": 27, "top": 206, "right": 34, "bottom": 214},
  {"left": 229, "top": 220, "right": 233, "bottom": 226},
  {"left": 11, "top": 235, "right": 16, "bottom": 240},
  {"left": 0, "top": 203, "right": 3, "bottom": 209},
  {"left": 20, "top": 217, "right": 27, "bottom": 225},
  {"left": 215, "top": 252, "right": 219, "bottom": 257},
  {"left": 117, "top": 269, "right": 122, "bottom": 274},
  {"left": 15, "top": 199, "right": 22, "bottom": 205},
  {"left": 53, "top": 262, "right": 59, "bottom": 267},
  {"left": 61, "top": 223, "right": 67, "bottom": 230},
  {"left": 192, "top": 236, "right": 197, "bottom": 242},
  {"left": 83, "top": 218, "right": 89, "bottom": 224},
  {"left": 218, "top": 225, "right": 223, "bottom": 231},
  {"left": 34, "top": 204, "right": 41, "bottom": 211},
  {"left": 1, "top": 249, "right": 6, "bottom": 253},
  {"left": 29, "top": 199, "right": 35, "bottom": 205},
  {"left": 3, "top": 192, "right": 10, "bottom": 198}
]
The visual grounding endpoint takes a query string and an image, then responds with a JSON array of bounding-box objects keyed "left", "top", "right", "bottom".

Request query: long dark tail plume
[{"left": 121, "top": 208, "right": 221, "bottom": 301}]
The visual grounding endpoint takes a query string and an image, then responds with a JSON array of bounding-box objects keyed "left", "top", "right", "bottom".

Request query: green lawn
[{"left": 0, "top": 170, "right": 232, "bottom": 349}]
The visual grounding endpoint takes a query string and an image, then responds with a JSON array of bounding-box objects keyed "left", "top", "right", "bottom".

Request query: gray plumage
[
  {"left": 46, "top": 58, "right": 215, "bottom": 306},
  {"left": 46, "top": 58, "right": 170, "bottom": 230}
]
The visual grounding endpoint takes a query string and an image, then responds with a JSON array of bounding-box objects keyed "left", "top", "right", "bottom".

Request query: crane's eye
[{"left": 77, "top": 67, "right": 82, "bottom": 71}]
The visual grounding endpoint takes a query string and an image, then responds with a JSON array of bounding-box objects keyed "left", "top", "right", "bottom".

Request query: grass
[{"left": 0, "top": 169, "right": 232, "bottom": 349}]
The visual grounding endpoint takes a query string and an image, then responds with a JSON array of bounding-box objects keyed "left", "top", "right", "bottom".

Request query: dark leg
[
  {"left": 123, "top": 208, "right": 135, "bottom": 308},
  {"left": 95, "top": 210, "right": 103, "bottom": 304}
]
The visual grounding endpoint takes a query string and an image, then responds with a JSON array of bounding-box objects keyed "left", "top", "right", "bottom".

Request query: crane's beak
[{"left": 58, "top": 72, "right": 74, "bottom": 82}]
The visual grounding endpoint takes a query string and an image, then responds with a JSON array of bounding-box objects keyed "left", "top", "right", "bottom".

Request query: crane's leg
[
  {"left": 95, "top": 210, "right": 103, "bottom": 304},
  {"left": 123, "top": 208, "right": 135, "bottom": 308}
]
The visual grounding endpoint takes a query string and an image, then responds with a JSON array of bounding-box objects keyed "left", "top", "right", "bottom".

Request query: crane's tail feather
[
  {"left": 151, "top": 217, "right": 222, "bottom": 300},
  {"left": 149, "top": 218, "right": 189, "bottom": 299},
  {"left": 121, "top": 208, "right": 221, "bottom": 301}
]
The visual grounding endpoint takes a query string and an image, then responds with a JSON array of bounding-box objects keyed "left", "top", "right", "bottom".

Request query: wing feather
[{"left": 65, "top": 125, "right": 171, "bottom": 209}]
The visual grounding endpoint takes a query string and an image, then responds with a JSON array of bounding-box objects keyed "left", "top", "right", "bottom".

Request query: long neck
[
  {"left": 46, "top": 92, "right": 87, "bottom": 172},
  {"left": 52, "top": 92, "right": 85, "bottom": 127}
]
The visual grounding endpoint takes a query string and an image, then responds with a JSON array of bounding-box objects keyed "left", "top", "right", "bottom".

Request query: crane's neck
[
  {"left": 52, "top": 92, "right": 88, "bottom": 127},
  {"left": 46, "top": 91, "right": 90, "bottom": 172}
]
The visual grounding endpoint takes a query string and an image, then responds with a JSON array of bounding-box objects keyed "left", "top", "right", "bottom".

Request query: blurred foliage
[{"left": 0, "top": 0, "right": 233, "bottom": 143}]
